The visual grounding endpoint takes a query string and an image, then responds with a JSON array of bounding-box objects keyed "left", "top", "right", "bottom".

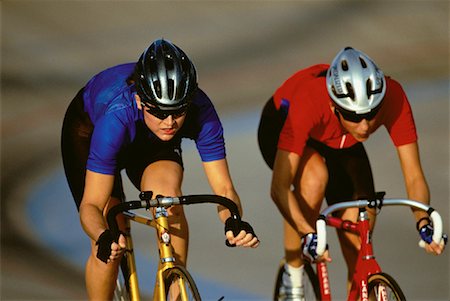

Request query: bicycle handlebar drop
[
  {"left": 106, "top": 191, "right": 242, "bottom": 242},
  {"left": 315, "top": 195, "right": 444, "bottom": 256}
]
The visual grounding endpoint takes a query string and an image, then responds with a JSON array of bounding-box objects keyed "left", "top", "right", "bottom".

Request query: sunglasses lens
[
  {"left": 144, "top": 105, "right": 186, "bottom": 119},
  {"left": 338, "top": 107, "right": 378, "bottom": 122}
]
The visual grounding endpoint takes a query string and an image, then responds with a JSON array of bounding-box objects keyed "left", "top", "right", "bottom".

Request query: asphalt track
[{"left": 2, "top": 1, "right": 449, "bottom": 300}]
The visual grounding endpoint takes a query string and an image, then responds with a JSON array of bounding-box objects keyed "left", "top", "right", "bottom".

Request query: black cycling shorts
[
  {"left": 61, "top": 88, "right": 183, "bottom": 209},
  {"left": 257, "top": 97, "right": 375, "bottom": 205}
]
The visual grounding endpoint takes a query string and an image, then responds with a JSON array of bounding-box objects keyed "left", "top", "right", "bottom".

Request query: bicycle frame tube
[{"left": 123, "top": 216, "right": 140, "bottom": 301}]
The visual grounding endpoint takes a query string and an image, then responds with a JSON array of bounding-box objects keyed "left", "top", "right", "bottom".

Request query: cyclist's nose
[
  {"left": 162, "top": 115, "right": 175, "bottom": 126},
  {"left": 358, "top": 119, "right": 370, "bottom": 131}
]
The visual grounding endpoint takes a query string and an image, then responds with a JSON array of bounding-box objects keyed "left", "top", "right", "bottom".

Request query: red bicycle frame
[
  {"left": 314, "top": 197, "right": 443, "bottom": 301},
  {"left": 315, "top": 209, "right": 383, "bottom": 300}
]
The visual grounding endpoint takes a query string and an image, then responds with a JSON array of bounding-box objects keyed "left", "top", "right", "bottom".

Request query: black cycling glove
[
  {"left": 96, "top": 229, "right": 114, "bottom": 263},
  {"left": 224, "top": 217, "right": 257, "bottom": 247}
]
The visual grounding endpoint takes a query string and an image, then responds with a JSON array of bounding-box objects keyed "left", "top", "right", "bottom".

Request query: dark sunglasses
[
  {"left": 143, "top": 103, "right": 188, "bottom": 120},
  {"left": 335, "top": 106, "right": 380, "bottom": 123}
]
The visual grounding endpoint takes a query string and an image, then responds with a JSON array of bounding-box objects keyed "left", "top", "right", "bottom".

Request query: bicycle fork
[{"left": 317, "top": 262, "right": 332, "bottom": 301}]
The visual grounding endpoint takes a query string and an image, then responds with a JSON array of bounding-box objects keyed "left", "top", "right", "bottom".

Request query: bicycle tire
[
  {"left": 367, "top": 272, "right": 406, "bottom": 301},
  {"left": 114, "top": 256, "right": 131, "bottom": 301},
  {"left": 273, "top": 260, "right": 320, "bottom": 301},
  {"left": 163, "top": 266, "right": 201, "bottom": 301}
]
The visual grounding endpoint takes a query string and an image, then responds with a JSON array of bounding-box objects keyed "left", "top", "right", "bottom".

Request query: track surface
[{"left": 2, "top": 2, "right": 449, "bottom": 300}]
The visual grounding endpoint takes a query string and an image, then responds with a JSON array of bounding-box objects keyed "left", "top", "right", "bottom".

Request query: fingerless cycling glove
[{"left": 96, "top": 229, "right": 113, "bottom": 263}]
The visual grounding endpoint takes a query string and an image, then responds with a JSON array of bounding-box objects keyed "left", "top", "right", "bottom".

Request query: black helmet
[{"left": 135, "top": 39, "right": 198, "bottom": 110}]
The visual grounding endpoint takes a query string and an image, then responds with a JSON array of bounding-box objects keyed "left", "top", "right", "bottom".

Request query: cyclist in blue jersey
[{"left": 61, "top": 39, "right": 259, "bottom": 300}]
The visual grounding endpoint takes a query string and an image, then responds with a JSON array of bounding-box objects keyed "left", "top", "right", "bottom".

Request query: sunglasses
[
  {"left": 143, "top": 103, "right": 188, "bottom": 120},
  {"left": 335, "top": 106, "right": 380, "bottom": 123}
]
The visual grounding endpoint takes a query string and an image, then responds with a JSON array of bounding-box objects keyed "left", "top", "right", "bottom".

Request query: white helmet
[{"left": 326, "top": 47, "right": 386, "bottom": 114}]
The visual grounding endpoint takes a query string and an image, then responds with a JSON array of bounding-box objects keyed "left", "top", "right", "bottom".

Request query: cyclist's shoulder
[
  {"left": 287, "top": 64, "right": 329, "bottom": 82},
  {"left": 90, "top": 63, "right": 135, "bottom": 79},
  {"left": 276, "top": 64, "right": 328, "bottom": 97},
  {"left": 385, "top": 76, "right": 404, "bottom": 90},
  {"left": 191, "top": 88, "right": 212, "bottom": 106},
  {"left": 383, "top": 76, "right": 410, "bottom": 105}
]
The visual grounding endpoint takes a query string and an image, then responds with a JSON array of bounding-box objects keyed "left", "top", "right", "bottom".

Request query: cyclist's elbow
[{"left": 270, "top": 183, "right": 286, "bottom": 205}]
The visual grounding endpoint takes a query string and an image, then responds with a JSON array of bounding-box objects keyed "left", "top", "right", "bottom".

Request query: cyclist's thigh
[
  {"left": 293, "top": 146, "right": 328, "bottom": 221},
  {"left": 124, "top": 131, "right": 184, "bottom": 192},
  {"left": 61, "top": 89, "right": 92, "bottom": 208},
  {"left": 312, "top": 141, "right": 376, "bottom": 206},
  {"left": 140, "top": 160, "right": 184, "bottom": 195},
  {"left": 62, "top": 89, "right": 124, "bottom": 209}
]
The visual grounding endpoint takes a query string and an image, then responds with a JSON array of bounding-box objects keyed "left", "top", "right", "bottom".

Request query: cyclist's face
[
  {"left": 135, "top": 95, "right": 186, "bottom": 141},
  {"left": 341, "top": 117, "right": 376, "bottom": 142},
  {"left": 332, "top": 104, "right": 379, "bottom": 142}
]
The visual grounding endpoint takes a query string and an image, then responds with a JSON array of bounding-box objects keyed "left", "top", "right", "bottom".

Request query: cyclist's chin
[
  {"left": 155, "top": 132, "right": 176, "bottom": 141},
  {"left": 354, "top": 135, "right": 369, "bottom": 142}
]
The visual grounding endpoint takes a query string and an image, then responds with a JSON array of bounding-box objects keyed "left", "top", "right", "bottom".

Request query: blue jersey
[{"left": 83, "top": 63, "right": 225, "bottom": 175}]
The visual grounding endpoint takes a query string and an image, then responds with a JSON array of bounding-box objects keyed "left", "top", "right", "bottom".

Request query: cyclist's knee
[
  {"left": 167, "top": 204, "right": 185, "bottom": 218},
  {"left": 296, "top": 148, "right": 328, "bottom": 198}
]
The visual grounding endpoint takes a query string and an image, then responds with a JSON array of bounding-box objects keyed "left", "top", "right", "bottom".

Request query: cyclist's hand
[
  {"left": 109, "top": 233, "right": 126, "bottom": 262},
  {"left": 96, "top": 230, "right": 126, "bottom": 263},
  {"left": 418, "top": 224, "right": 447, "bottom": 255},
  {"left": 301, "top": 233, "right": 332, "bottom": 263},
  {"left": 225, "top": 218, "right": 260, "bottom": 248}
]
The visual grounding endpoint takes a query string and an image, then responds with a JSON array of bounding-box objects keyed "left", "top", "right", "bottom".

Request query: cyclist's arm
[
  {"left": 271, "top": 150, "right": 315, "bottom": 236},
  {"left": 202, "top": 158, "right": 259, "bottom": 247},
  {"left": 397, "top": 142, "right": 430, "bottom": 222},
  {"left": 202, "top": 158, "right": 242, "bottom": 221},
  {"left": 397, "top": 142, "right": 444, "bottom": 254},
  {"left": 79, "top": 170, "right": 126, "bottom": 259}
]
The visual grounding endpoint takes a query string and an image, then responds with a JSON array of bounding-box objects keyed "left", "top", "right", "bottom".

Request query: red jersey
[{"left": 273, "top": 64, "right": 417, "bottom": 157}]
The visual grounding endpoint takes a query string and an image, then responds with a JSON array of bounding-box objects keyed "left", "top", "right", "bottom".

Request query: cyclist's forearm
[
  {"left": 79, "top": 202, "right": 108, "bottom": 242},
  {"left": 216, "top": 188, "right": 243, "bottom": 223},
  {"left": 405, "top": 174, "right": 430, "bottom": 222}
]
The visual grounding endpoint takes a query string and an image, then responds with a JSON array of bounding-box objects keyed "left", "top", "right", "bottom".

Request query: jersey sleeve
[
  {"left": 193, "top": 92, "right": 226, "bottom": 162},
  {"left": 277, "top": 102, "right": 315, "bottom": 156},
  {"left": 383, "top": 80, "right": 418, "bottom": 146},
  {"left": 87, "top": 112, "right": 130, "bottom": 174}
]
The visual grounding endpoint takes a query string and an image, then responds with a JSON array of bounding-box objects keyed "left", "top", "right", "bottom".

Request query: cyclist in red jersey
[{"left": 258, "top": 47, "right": 446, "bottom": 300}]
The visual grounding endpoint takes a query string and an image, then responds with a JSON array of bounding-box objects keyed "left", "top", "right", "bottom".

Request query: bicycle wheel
[
  {"left": 114, "top": 256, "right": 131, "bottom": 301},
  {"left": 273, "top": 260, "right": 320, "bottom": 301},
  {"left": 367, "top": 273, "right": 406, "bottom": 301},
  {"left": 163, "top": 266, "right": 201, "bottom": 301}
]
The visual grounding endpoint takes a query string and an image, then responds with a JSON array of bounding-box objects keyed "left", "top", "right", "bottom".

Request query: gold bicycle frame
[{"left": 122, "top": 206, "right": 191, "bottom": 301}]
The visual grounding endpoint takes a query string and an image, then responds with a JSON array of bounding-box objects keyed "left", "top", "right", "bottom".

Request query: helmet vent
[
  {"left": 167, "top": 79, "right": 174, "bottom": 99},
  {"left": 154, "top": 80, "right": 162, "bottom": 98},
  {"left": 359, "top": 57, "right": 367, "bottom": 68},
  {"left": 341, "top": 60, "right": 349, "bottom": 71},
  {"left": 165, "top": 55, "right": 174, "bottom": 71},
  {"left": 366, "top": 79, "right": 372, "bottom": 98},
  {"left": 345, "top": 82, "right": 355, "bottom": 100}
]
